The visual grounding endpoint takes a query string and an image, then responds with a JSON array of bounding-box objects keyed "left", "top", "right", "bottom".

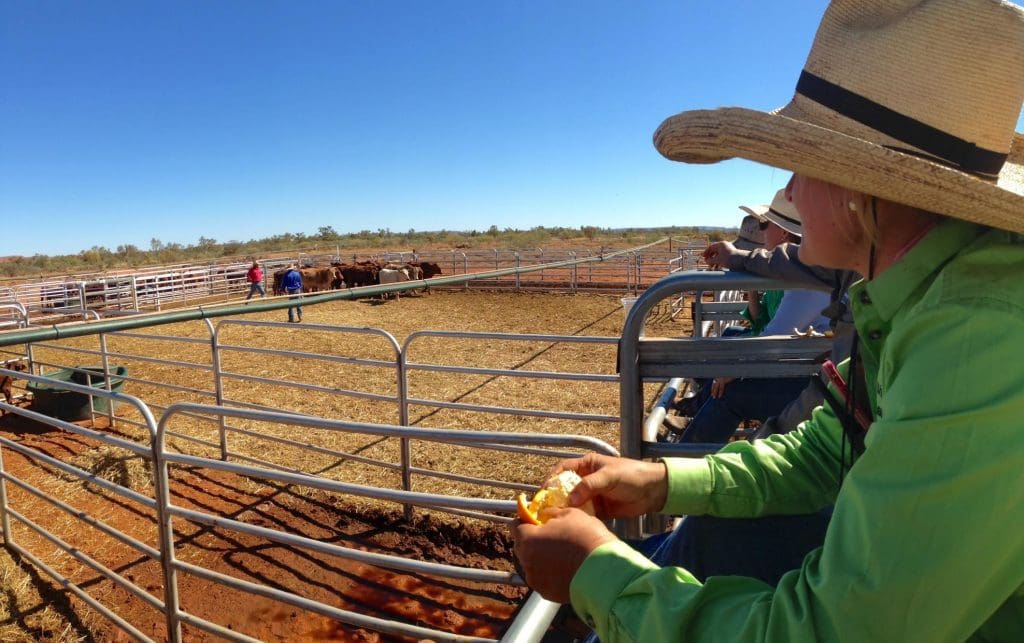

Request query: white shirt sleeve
[{"left": 761, "top": 289, "right": 831, "bottom": 336}]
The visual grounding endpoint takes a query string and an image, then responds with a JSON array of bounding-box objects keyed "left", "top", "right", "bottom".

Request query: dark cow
[
  {"left": 415, "top": 262, "right": 443, "bottom": 279},
  {"left": 410, "top": 261, "right": 442, "bottom": 293},
  {"left": 272, "top": 268, "right": 290, "bottom": 295},
  {"left": 341, "top": 262, "right": 380, "bottom": 288},
  {"left": 1, "top": 361, "right": 27, "bottom": 415}
]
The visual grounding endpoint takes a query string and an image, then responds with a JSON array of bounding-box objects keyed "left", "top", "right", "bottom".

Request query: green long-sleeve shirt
[
  {"left": 740, "top": 288, "right": 784, "bottom": 335},
  {"left": 571, "top": 218, "right": 1024, "bottom": 642}
]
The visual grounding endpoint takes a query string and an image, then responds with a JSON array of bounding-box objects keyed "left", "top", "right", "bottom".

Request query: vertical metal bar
[
  {"left": 397, "top": 341, "right": 412, "bottom": 521},
  {"left": 462, "top": 253, "right": 468, "bottom": 291},
  {"left": 693, "top": 290, "right": 706, "bottom": 338},
  {"left": 514, "top": 253, "right": 521, "bottom": 292},
  {"left": 99, "top": 333, "right": 114, "bottom": 425},
  {"left": 151, "top": 452, "right": 183, "bottom": 643},
  {"left": 207, "top": 319, "right": 228, "bottom": 461},
  {"left": 618, "top": 295, "right": 645, "bottom": 540},
  {"left": 25, "top": 343, "right": 36, "bottom": 376},
  {"left": 77, "top": 281, "right": 87, "bottom": 314},
  {"left": 569, "top": 252, "right": 577, "bottom": 294},
  {"left": 85, "top": 370, "right": 97, "bottom": 419},
  {"left": 0, "top": 444, "right": 13, "bottom": 547}
]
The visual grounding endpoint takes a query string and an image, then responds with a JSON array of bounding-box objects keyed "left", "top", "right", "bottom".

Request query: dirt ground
[
  {"left": 0, "top": 291, "right": 693, "bottom": 641},
  {"left": 1, "top": 412, "right": 525, "bottom": 642}
]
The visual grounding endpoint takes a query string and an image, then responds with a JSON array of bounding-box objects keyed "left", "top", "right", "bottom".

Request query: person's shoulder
[{"left": 926, "top": 229, "right": 1024, "bottom": 317}]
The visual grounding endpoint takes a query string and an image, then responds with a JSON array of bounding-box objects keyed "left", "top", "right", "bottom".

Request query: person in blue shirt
[{"left": 281, "top": 265, "right": 303, "bottom": 323}]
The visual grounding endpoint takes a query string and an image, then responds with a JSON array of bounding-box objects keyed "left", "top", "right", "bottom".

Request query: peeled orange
[{"left": 515, "top": 470, "right": 595, "bottom": 525}]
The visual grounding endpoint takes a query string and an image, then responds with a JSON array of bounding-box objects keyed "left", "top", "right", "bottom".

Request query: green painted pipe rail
[{"left": 0, "top": 239, "right": 671, "bottom": 347}]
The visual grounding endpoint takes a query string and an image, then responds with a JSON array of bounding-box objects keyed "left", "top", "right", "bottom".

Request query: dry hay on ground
[
  {"left": 1, "top": 290, "right": 694, "bottom": 640},
  {"left": 27, "top": 291, "right": 692, "bottom": 511}
]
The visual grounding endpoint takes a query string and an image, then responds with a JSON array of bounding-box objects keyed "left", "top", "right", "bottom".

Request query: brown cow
[
  {"left": 411, "top": 261, "right": 441, "bottom": 293},
  {"left": 1, "top": 361, "right": 27, "bottom": 415},
  {"left": 299, "top": 267, "right": 340, "bottom": 293},
  {"left": 330, "top": 263, "right": 348, "bottom": 289}
]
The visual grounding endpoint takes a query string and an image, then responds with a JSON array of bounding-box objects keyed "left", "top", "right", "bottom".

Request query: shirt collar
[{"left": 859, "top": 218, "right": 984, "bottom": 322}]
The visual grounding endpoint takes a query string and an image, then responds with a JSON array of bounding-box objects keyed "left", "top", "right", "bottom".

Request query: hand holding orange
[{"left": 516, "top": 470, "right": 596, "bottom": 525}]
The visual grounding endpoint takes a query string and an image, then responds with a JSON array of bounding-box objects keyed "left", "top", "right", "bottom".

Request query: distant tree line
[{"left": 1, "top": 225, "right": 719, "bottom": 280}]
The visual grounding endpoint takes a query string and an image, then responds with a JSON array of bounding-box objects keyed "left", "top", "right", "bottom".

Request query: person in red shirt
[{"left": 244, "top": 260, "right": 266, "bottom": 301}]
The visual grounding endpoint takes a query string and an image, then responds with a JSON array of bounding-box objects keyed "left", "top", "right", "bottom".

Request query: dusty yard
[{"left": 0, "top": 291, "right": 692, "bottom": 641}]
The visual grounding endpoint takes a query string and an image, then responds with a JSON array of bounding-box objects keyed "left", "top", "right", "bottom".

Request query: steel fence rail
[
  {"left": 0, "top": 372, "right": 170, "bottom": 641},
  {"left": 616, "top": 270, "right": 835, "bottom": 539},
  {"left": 0, "top": 303, "right": 635, "bottom": 640},
  {"left": 0, "top": 239, "right": 669, "bottom": 347},
  {"left": 150, "top": 402, "right": 618, "bottom": 642}
]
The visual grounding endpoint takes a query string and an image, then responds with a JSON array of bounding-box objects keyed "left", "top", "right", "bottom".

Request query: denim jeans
[
  {"left": 679, "top": 376, "right": 811, "bottom": 443},
  {"left": 286, "top": 287, "right": 302, "bottom": 321},
  {"left": 646, "top": 511, "right": 832, "bottom": 585},
  {"left": 246, "top": 282, "right": 266, "bottom": 300},
  {"left": 580, "top": 511, "right": 832, "bottom": 643}
]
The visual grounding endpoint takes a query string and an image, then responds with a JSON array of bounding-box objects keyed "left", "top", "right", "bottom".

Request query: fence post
[
  {"left": 151, "top": 440, "right": 184, "bottom": 643},
  {"left": 514, "top": 253, "right": 521, "bottom": 292},
  {"left": 130, "top": 275, "right": 140, "bottom": 311},
  {"left": 205, "top": 319, "right": 228, "bottom": 461},
  {"left": 569, "top": 251, "right": 577, "bottom": 294},
  {"left": 0, "top": 444, "right": 13, "bottom": 548},
  {"left": 77, "top": 281, "right": 87, "bottom": 314},
  {"left": 635, "top": 253, "right": 643, "bottom": 294},
  {"left": 99, "top": 333, "right": 114, "bottom": 425},
  {"left": 397, "top": 341, "right": 413, "bottom": 521}
]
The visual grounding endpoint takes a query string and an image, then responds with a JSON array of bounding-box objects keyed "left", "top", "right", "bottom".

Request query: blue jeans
[
  {"left": 286, "top": 287, "right": 302, "bottom": 321},
  {"left": 580, "top": 512, "right": 831, "bottom": 643},
  {"left": 680, "top": 376, "right": 811, "bottom": 443},
  {"left": 646, "top": 511, "right": 832, "bottom": 585},
  {"left": 246, "top": 282, "right": 266, "bottom": 300}
]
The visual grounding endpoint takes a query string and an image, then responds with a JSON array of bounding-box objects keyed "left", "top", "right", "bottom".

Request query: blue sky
[{"left": 3, "top": 2, "right": 1020, "bottom": 257}]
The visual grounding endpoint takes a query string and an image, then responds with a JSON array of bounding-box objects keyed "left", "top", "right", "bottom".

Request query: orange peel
[
  {"left": 516, "top": 493, "right": 542, "bottom": 525},
  {"left": 515, "top": 470, "right": 595, "bottom": 525}
]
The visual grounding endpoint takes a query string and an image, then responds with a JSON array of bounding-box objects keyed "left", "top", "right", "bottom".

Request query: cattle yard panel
[
  {"left": 402, "top": 330, "right": 620, "bottom": 426},
  {"left": 0, "top": 372, "right": 170, "bottom": 641},
  {"left": 0, "top": 268, "right": 844, "bottom": 639},
  {"left": 23, "top": 318, "right": 624, "bottom": 502},
  {"left": 0, "top": 301, "right": 29, "bottom": 330},
  {"left": 153, "top": 403, "right": 617, "bottom": 642},
  {"left": 1, "top": 361, "right": 617, "bottom": 641},
  {"left": 404, "top": 248, "right": 692, "bottom": 294},
  {"left": 3, "top": 243, "right": 692, "bottom": 325}
]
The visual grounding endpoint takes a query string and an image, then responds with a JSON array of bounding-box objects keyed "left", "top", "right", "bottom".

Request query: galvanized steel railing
[
  {"left": 0, "top": 366, "right": 617, "bottom": 642},
  {"left": 617, "top": 270, "right": 834, "bottom": 538},
  {"left": 0, "top": 314, "right": 626, "bottom": 640}
]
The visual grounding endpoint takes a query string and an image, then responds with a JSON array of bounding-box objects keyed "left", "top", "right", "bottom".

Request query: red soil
[{"left": 0, "top": 411, "right": 535, "bottom": 642}]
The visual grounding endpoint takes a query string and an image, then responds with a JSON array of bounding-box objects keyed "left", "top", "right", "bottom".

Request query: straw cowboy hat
[
  {"left": 740, "top": 188, "right": 803, "bottom": 237},
  {"left": 732, "top": 214, "right": 767, "bottom": 251},
  {"left": 654, "top": 0, "right": 1024, "bottom": 234}
]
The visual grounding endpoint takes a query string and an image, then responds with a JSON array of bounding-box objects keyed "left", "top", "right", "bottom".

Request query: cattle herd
[{"left": 271, "top": 260, "right": 442, "bottom": 300}]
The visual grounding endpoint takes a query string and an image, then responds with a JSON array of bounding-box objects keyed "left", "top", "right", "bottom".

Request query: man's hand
[
  {"left": 710, "top": 376, "right": 736, "bottom": 398},
  {"left": 511, "top": 508, "right": 618, "bottom": 604},
  {"left": 702, "top": 241, "right": 740, "bottom": 270},
  {"left": 552, "top": 454, "right": 669, "bottom": 519}
]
